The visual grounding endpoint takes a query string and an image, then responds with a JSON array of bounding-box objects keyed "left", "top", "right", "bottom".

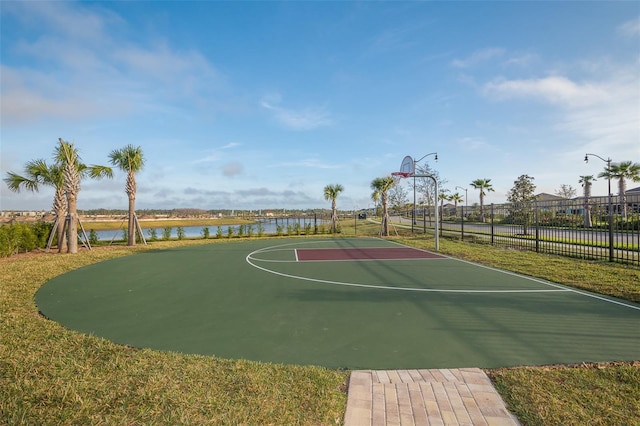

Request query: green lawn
[{"left": 2, "top": 224, "right": 639, "bottom": 425}]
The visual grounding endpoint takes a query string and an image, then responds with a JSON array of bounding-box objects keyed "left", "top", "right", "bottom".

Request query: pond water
[{"left": 90, "top": 217, "right": 329, "bottom": 241}]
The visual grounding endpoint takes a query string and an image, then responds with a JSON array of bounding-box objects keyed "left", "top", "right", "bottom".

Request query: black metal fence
[{"left": 435, "top": 194, "right": 640, "bottom": 266}]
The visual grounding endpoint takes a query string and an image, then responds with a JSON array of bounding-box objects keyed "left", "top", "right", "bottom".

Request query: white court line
[
  {"left": 246, "top": 240, "right": 570, "bottom": 294},
  {"left": 384, "top": 238, "right": 640, "bottom": 312}
]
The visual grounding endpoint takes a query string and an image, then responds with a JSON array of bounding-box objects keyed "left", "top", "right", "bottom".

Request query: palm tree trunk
[
  {"left": 331, "top": 199, "right": 337, "bottom": 233},
  {"left": 53, "top": 187, "right": 67, "bottom": 252},
  {"left": 126, "top": 171, "right": 137, "bottom": 246},
  {"left": 66, "top": 197, "right": 78, "bottom": 253},
  {"left": 128, "top": 195, "right": 136, "bottom": 246},
  {"left": 64, "top": 167, "right": 80, "bottom": 254},
  {"left": 479, "top": 194, "right": 485, "bottom": 222},
  {"left": 619, "top": 178, "right": 627, "bottom": 219},
  {"left": 381, "top": 194, "right": 389, "bottom": 236},
  {"left": 584, "top": 184, "right": 592, "bottom": 228}
]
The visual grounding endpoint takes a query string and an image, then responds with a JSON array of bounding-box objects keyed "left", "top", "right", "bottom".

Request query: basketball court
[{"left": 35, "top": 237, "right": 640, "bottom": 369}]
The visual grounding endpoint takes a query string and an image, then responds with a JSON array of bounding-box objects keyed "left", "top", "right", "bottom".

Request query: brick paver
[{"left": 343, "top": 368, "right": 520, "bottom": 426}]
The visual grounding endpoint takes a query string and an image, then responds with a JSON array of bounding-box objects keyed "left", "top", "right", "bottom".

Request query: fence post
[
  {"left": 535, "top": 204, "right": 539, "bottom": 253},
  {"left": 491, "top": 203, "right": 495, "bottom": 245},
  {"left": 460, "top": 204, "right": 464, "bottom": 241}
]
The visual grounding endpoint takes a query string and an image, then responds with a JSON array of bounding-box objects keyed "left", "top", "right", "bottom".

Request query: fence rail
[{"left": 411, "top": 194, "right": 640, "bottom": 266}]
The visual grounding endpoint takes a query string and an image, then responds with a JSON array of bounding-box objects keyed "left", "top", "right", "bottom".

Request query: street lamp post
[
  {"left": 584, "top": 153, "right": 614, "bottom": 262},
  {"left": 455, "top": 186, "right": 468, "bottom": 240},
  {"left": 412, "top": 153, "right": 438, "bottom": 233}
]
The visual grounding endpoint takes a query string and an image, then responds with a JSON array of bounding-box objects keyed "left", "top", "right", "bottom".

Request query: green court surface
[{"left": 35, "top": 238, "right": 640, "bottom": 369}]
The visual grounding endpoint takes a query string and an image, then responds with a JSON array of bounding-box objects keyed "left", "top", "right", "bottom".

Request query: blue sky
[{"left": 1, "top": 1, "right": 639, "bottom": 211}]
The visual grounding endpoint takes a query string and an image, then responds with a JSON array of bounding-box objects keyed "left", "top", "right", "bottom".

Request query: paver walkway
[{"left": 344, "top": 368, "right": 520, "bottom": 425}]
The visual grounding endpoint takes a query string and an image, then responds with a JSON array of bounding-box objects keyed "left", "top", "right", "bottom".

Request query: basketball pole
[{"left": 411, "top": 173, "right": 438, "bottom": 251}]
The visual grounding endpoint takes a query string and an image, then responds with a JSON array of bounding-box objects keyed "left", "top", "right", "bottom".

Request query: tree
[
  {"left": 579, "top": 175, "right": 596, "bottom": 227},
  {"left": 4, "top": 140, "right": 112, "bottom": 253},
  {"left": 56, "top": 139, "right": 113, "bottom": 253},
  {"left": 599, "top": 161, "right": 640, "bottom": 218},
  {"left": 323, "top": 183, "right": 344, "bottom": 234},
  {"left": 555, "top": 184, "right": 577, "bottom": 199},
  {"left": 507, "top": 174, "right": 537, "bottom": 235},
  {"left": 388, "top": 183, "right": 409, "bottom": 214},
  {"left": 414, "top": 163, "right": 446, "bottom": 212},
  {"left": 449, "top": 192, "right": 464, "bottom": 218},
  {"left": 109, "top": 145, "right": 145, "bottom": 246},
  {"left": 371, "top": 176, "right": 395, "bottom": 236},
  {"left": 438, "top": 190, "right": 450, "bottom": 218},
  {"left": 4, "top": 160, "right": 66, "bottom": 250},
  {"left": 470, "top": 178, "right": 494, "bottom": 222}
]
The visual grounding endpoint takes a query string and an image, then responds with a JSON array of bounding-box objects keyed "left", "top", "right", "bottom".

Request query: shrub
[
  {"left": 162, "top": 226, "right": 172, "bottom": 240},
  {"left": 31, "top": 220, "right": 53, "bottom": 247},
  {"left": 148, "top": 228, "right": 158, "bottom": 241},
  {"left": 227, "top": 226, "right": 234, "bottom": 239},
  {"left": 177, "top": 227, "right": 185, "bottom": 240},
  {"left": 258, "top": 223, "right": 265, "bottom": 237},
  {"left": 89, "top": 229, "right": 99, "bottom": 246},
  {"left": 216, "top": 226, "right": 223, "bottom": 239},
  {"left": 0, "top": 222, "right": 41, "bottom": 257},
  {"left": 201, "top": 227, "right": 210, "bottom": 239}
]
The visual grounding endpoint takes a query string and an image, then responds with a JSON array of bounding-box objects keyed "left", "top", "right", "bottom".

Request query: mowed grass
[
  {"left": 2, "top": 220, "right": 640, "bottom": 425},
  {"left": 0, "top": 240, "right": 348, "bottom": 425}
]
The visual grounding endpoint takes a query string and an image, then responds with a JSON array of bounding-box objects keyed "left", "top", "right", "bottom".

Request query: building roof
[{"left": 535, "top": 193, "right": 565, "bottom": 201}]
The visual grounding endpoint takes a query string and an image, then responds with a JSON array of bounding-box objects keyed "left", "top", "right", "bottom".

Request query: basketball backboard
[{"left": 399, "top": 155, "right": 414, "bottom": 176}]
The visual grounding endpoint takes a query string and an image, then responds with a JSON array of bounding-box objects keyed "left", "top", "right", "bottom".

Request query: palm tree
[
  {"left": 4, "top": 160, "right": 66, "bottom": 249},
  {"left": 599, "top": 161, "right": 640, "bottom": 218},
  {"left": 323, "top": 184, "right": 344, "bottom": 234},
  {"left": 438, "top": 192, "right": 450, "bottom": 218},
  {"left": 5, "top": 141, "right": 112, "bottom": 253},
  {"left": 449, "top": 192, "right": 464, "bottom": 218},
  {"left": 578, "top": 175, "right": 596, "bottom": 227},
  {"left": 470, "top": 178, "right": 495, "bottom": 222},
  {"left": 109, "top": 145, "right": 145, "bottom": 246},
  {"left": 56, "top": 139, "right": 113, "bottom": 253},
  {"left": 371, "top": 176, "right": 395, "bottom": 236}
]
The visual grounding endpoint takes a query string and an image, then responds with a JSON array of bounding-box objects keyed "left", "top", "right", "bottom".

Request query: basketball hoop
[{"left": 391, "top": 171, "right": 411, "bottom": 179}]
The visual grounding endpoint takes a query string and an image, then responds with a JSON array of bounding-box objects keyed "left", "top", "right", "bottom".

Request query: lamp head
[
  {"left": 434, "top": 153, "right": 439, "bottom": 162},
  {"left": 584, "top": 154, "right": 588, "bottom": 164}
]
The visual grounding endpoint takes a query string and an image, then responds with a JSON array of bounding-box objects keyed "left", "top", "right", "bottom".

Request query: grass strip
[{"left": 487, "top": 362, "right": 640, "bottom": 426}]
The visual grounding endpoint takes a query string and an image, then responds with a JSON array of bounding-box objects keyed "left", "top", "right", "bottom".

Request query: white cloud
[
  {"left": 4, "top": 1, "right": 120, "bottom": 43},
  {"left": 481, "top": 68, "right": 639, "bottom": 164},
  {"left": 504, "top": 53, "right": 538, "bottom": 67},
  {"left": 269, "top": 159, "right": 342, "bottom": 169},
  {"left": 0, "top": 2, "right": 222, "bottom": 126},
  {"left": 221, "top": 142, "right": 241, "bottom": 150},
  {"left": 261, "top": 96, "right": 333, "bottom": 131},
  {"left": 451, "top": 47, "right": 505, "bottom": 68},
  {"left": 455, "top": 137, "right": 499, "bottom": 152},
  {"left": 482, "top": 76, "right": 609, "bottom": 107},
  {"left": 222, "top": 162, "right": 244, "bottom": 177},
  {"left": 618, "top": 16, "right": 640, "bottom": 37}
]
